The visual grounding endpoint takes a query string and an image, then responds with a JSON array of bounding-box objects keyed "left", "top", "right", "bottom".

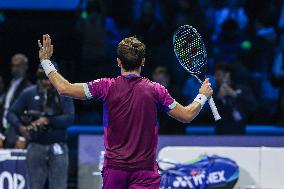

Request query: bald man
[{"left": 1, "top": 53, "right": 31, "bottom": 148}]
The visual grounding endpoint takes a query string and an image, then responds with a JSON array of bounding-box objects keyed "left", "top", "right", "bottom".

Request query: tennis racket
[{"left": 173, "top": 25, "right": 221, "bottom": 121}]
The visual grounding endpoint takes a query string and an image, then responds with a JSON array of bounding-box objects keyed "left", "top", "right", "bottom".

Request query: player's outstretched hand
[
  {"left": 199, "top": 78, "right": 213, "bottom": 98},
  {"left": 38, "top": 34, "right": 54, "bottom": 62}
]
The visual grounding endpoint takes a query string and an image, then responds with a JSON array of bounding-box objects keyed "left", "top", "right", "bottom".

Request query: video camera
[
  {"left": 20, "top": 87, "right": 63, "bottom": 137},
  {"left": 20, "top": 110, "right": 49, "bottom": 134}
]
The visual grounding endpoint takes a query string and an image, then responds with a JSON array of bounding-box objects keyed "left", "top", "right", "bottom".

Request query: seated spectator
[
  {"left": 213, "top": 63, "right": 257, "bottom": 135},
  {"left": 152, "top": 66, "right": 186, "bottom": 134}
]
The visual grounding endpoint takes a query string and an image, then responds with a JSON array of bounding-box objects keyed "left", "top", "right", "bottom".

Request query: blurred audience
[
  {"left": 152, "top": 66, "right": 185, "bottom": 134},
  {"left": 212, "top": 19, "right": 245, "bottom": 63},
  {"left": 132, "top": 0, "right": 166, "bottom": 46},
  {"left": 0, "top": 0, "right": 284, "bottom": 135},
  {"left": 0, "top": 53, "right": 31, "bottom": 148},
  {"left": 206, "top": 0, "right": 248, "bottom": 35},
  {"left": 272, "top": 46, "right": 284, "bottom": 125},
  {"left": 213, "top": 63, "right": 257, "bottom": 135}
]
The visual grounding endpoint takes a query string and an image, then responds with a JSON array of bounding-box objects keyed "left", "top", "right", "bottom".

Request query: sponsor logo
[
  {"left": 0, "top": 171, "right": 26, "bottom": 189},
  {"left": 171, "top": 170, "right": 226, "bottom": 188}
]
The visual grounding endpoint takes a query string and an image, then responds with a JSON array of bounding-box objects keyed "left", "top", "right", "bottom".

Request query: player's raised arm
[
  {"left": 38, "top": 34, "right": 86, "bottom": 100},
  {"left": 168, "top": 79, "right": 213, "bottom": 123}
]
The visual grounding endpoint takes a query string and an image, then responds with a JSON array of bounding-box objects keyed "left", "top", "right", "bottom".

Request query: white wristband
[
  {"left": 41, "top": 59, "right": 56, "bottom": 76},
  {"left": 194, "top": 94, "right": 208, "bottom": 108},
  {"left": 0, "top": 133, "right": 5, "bottom": 140},
  {"left": 18, "top": 136, "right": 26, "bottom": 142}
]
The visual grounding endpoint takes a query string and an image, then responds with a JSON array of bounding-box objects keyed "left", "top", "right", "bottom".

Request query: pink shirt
[{"left": 83, "top": 75, "right": 176, "bottom": 170}]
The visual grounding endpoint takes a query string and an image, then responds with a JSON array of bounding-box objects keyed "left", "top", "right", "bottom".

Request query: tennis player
[{"left": 38, "top": 34, "right": 213, "bottom": 189}]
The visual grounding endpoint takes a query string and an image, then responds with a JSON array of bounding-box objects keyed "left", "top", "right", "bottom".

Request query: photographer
[
  {"left": 7, "top": 64, "right": 75, "bottom": 189},
  {"left": 213, "top": 63, "right": 257, "bottom": 135}
]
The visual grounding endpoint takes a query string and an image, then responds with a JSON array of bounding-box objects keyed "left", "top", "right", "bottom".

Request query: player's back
[{"left": 84, "top": 74, "right": 176, "bottom": 171}]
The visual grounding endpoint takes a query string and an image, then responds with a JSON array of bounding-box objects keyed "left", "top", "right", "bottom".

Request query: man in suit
[{"left": 0, "top": 53, "right": 31, "bottom": 148}]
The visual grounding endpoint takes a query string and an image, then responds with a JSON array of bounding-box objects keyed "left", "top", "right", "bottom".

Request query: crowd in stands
[{"left": 1, "top": 0, "right": 284, "bottom": 136}]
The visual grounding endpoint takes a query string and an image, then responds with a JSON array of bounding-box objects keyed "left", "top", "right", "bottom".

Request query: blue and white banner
[{"left": 0, "top": 150, "right": 28, "bottom": 189}]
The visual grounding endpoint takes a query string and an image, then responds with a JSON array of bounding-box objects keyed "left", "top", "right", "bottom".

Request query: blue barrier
[
  {"left": 246, "top": 125, "right": 284, "bottom": 135},
  {"left": 67, "top": 125, "right": 103, "bottom": 135},
  {"left": 67, "top": 125, "right": 284, "bottom": 136},
  {"left": 185, "top": 126, "right": 215, "bottom": 135},
  {"left": 0, "top": 0, "right": 80, "bottom": 10},
  {"left": 185, "top": 125, "right": 284, "bottom": 135}
]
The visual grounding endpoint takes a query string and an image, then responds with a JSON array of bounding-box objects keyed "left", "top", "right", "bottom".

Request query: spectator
[
  {"left": 213, "top": 63, "right": 257, "bottom": 135},
  {"left": 278, "top": 2, "right": 284, "bottom": 49},
  {"left": 249, "top": 18, "right": 279, "bottom": 102},
  {"left": 212, "top": 19, "right": 245, "bottom": 63},
  {"left": 174, "top": 0, "right": 207, "bottom": 34},
  {"left": 7, "top": 64, "right": 75, "bottom": 189},
  {"left": 152, "top": 66, "right": 186, "bottom": 134},
  {"left": 132, "top": 0, "right": 166, "bottom": 46},
  {"left": 0, "top": 53, "right": 31, "bottom": 148},
  {"left": 206, "top": 0, "right": 248, "bottom": 35}
]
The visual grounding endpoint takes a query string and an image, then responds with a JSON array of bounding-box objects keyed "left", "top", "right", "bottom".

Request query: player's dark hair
[
  {"left": 214, "top": 63, "right": 232, "bottom": 73},
  {"left": 117, "top": 37, "right": 146, "bottom": 71}
]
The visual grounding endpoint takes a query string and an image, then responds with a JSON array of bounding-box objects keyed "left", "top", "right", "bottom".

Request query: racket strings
[{"left": 173, "top": 25, "right": 207, "bottom": 75}]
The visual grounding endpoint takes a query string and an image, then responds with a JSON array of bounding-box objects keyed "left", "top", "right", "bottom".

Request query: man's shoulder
[
  {"left": 89, "top": 77, "right": 116, "bottom": 84},
  {"left": 144, "top": 78, "right": 167, "bottom": 90}
]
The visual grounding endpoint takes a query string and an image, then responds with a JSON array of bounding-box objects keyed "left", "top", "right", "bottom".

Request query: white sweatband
[
  {"left": 194, "top": 94, "right": 208, "bottom": 108},
  {"left": 18, "top": 136, "right": 26, "bottom": 142},
  {"left": 0, "top": 133, "right": 5, "bottom": 140},
  {"left": 41, "top": 59, "right": 56, "bottom": 76}
]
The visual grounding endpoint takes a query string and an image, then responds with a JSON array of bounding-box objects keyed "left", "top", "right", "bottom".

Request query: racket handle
[{"left": 208, "top": 97, "right": 221, "bottom": 121}]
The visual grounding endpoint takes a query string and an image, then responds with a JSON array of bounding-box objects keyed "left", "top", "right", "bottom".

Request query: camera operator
[
  {"left": 213, "top": 63, "right": 257, "bottom": 135},
  {"left": 7, "top": 63, "right": 75, "bottom": 189}
]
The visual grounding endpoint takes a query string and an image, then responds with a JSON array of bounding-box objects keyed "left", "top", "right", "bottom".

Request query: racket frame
[{"left": 173, "top": 25, "right": 221, "bottom": 121}]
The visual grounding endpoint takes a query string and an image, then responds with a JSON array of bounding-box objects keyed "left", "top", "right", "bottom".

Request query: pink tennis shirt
[{"left": 83, "top": 74, "right": 177, "bottom": 171}]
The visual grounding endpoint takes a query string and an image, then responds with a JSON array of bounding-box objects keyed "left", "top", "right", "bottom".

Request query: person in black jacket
[
  {"left": 214, "top": 63, "right": 257, "bottom": 135},
  {"left": 7, "top": 65, "right": 75, "bottom": 189},
  {"left": 1, "top": 53, "right": 31, "bottom": 148}
]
